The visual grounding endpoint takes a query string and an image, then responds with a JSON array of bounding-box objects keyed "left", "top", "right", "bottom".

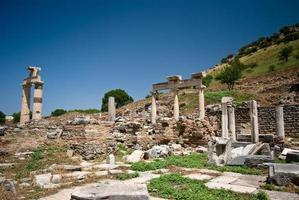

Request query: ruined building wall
[{"left": 207, "top": 104, "right": 299, "bottom": 137}]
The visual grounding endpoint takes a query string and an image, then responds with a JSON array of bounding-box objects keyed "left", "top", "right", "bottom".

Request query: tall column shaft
[
  {"left": 250, "top": 100, "right": 259, "bottom": 143},
  {"left": 276, "top": 105, "right": 285, "bottom": 139},
  {"left": 228, "top": 106, "right": 236, "bottom": 141},
  {"left": 20, "top": 84, "right": 31, "bottom": 124},
  {"left": 151, "top": 94, "right": 157, "bottom": 124},
  {"left": 221, "top": 102, "right": 229, "bottom": 138},
  {"left": 32, "top": 84, "right": 43, "bottom": 120},
  {"left": 173, "top": 90, "right": 179, "bottom": 121},
  {"left": 108, "top": 96, "right": 116, "bottom": 121},
  {"left": 198, "top": 88, "right": 205, "bottom": 119}
]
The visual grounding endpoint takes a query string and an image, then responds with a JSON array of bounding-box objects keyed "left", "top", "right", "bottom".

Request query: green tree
[
  {"left": 51, "top": 109, "right": 67, "bottom": 117},
  {"left": 279, "top": 46, "right": 293, "bottom": 62},
  {"left": 101, "top": 89, "right": 134, "bottom": 112},
  {"left": 12, "top": 112, "right": 20, "bottom": 123},
  {"left": 202, "top": 75, "right": 213, "bottom": 87},
  {"left": 216, "top": 59, "right": 243, "bottom": 90},
  {"left": 0, "top": 111, "right": 5, "bottom": 124}
]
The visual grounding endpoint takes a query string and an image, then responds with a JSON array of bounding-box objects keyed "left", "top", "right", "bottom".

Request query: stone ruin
[{"left": 20, "top": 66, "right": 44, "bottom": 124}]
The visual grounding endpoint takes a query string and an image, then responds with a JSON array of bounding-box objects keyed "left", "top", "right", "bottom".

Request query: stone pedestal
[
  {"left": 228, "top": 106, "right": 236, "bottom": 141},
  {"left": 108, "top": 96, "right": 116, "bottom": 122},
  {"left": 276, "top": 105, "right": 285, "bottom": 139},
  {"left": 173, "top": 90, "right": 179, "bottom": 121},
  {"left": 198, "top": 87, "right": 205, "bottom": 120},
  {"left": 151, "top": 94, "right": 157, "bottom": 124},
  {"left": 32, "top": 84, "right": 43, "bottom": 120},
  {"left": 221, "top": 102, "right": 229, "bottom": 138},
  {"left": 20, "top": 84, "right": 31, "bottom": 124},
  {"left": 250, "top": 100, "right": 259, "bottom": 143}
]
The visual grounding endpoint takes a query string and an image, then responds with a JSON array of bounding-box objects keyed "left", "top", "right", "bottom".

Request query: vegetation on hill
[
  {"left": 101, "top": 89, "right": 134, "bottom": 112},
  {"left": 0, "top": 111, "right": 5, "bottom": 124}
]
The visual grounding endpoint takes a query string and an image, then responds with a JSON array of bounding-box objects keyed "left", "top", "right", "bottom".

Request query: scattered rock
[
  {"left": 47, "top": 129, "right": 63, "bottom": 139},
  {"left": 2, "top": 179, "right": 16, "bottom": 194},
  {"left": 125, "top": 150, "right": 144, "bottom": 163},
  {"left": 145, "top": 145, "right": 170, "bottom": 159},
  {"left": 35, "top": 173, "right": 52, "bottom": 188}
]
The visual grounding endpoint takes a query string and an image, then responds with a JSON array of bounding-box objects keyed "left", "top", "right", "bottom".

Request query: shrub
[
  {"left": 115, "top": 172, "right": 139, "bottom": 180},
  {"left": 202, "top": 75, "right": 213, "bottom": 87},
  {"left": 268, "top": 65, "right": 276, "bottom": 72},
  {"left": 295, "top": 53, "right": 299, "bottom": 60},
  {"left": 215, "top": 59, "right": 243, "bottom": 90},
  {"left": 0, "top": 111, "right": 5, "bottom": 124},
  {"left": 256, "top": 191, "right": 270, "bottom": 200},
  {"left": 51, "top": 109, "right": 67, "bottom": 117},
  {"left": 101, "top": 89, "right": 133, "bottom": 112},
  {"left": 12, "top": 112, "right": 20, "bottom": 123},
  {"left": 278, "top": 46, "right": 293, "bottom": 62}
]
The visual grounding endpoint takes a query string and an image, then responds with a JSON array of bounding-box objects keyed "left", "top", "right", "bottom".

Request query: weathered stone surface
[
  {"left": 107, "top": 154, "right": 115, "bottom": 165},
  {"left": 209, "top": 175, "right": 238, "bottom": 184},
  {"left": 47, "top": 129, "right": 63, "bottom": 139},
  {"left": 0, "top": 127, "right": 6, "bottom": 136},
  {"left": 244, "top": 155, "right": 274, "bottom": 167},
  {"left": 208, "top": 137, "right": 232, "bottom": 165},
  {"left": 268, "top": 163, "right": 299, "bottom": 186},
  {"left": 286, "top": 152, "right": 299, "bottom": 163},
  {"left": 281, "top": 148, "right": 299, "bottom": 156},
  {"left": 35, "top": 173, "right": 52, "bottom": 188},
  {"left": 1, "top": 179, "right": 16, "bottom": 194},
  {"left": 95, "top": 171, "right": 108, "bottom": 177},
  {"left": 184, "top": 173, "right": 213, "bottom": 181},
  {"left": 260, "top": 189, "right": 299, "bottom": 200},
  {"left": 205, "top": 182, "right": 257, "bottom": 193},
  {"left": 125, "top": 150, "right": 144, "bottom": 163},
  {"left": 51, "top": 174, "right": 62, "bottom": 184},
  {"left": 145, "top": 145, "right": 170, "bottom": 159},
  {"left": 70, "top": 182, "right": 150, "bottom": 200}
]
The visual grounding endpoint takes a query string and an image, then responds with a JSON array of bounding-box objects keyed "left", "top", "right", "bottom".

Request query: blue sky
[{"left": 0, "top": 0, "right": 299, "bottom": 115}]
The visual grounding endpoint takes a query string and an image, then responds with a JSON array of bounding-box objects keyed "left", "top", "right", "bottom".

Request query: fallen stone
[
  {"left": 70, "top": 182, "right": 150, "bottom": 200},
  {"left": 209, "top": 175, "right": 238, "bottom": 184},
  {"left": 244, "top": 155, "right": 274, "bottom": 167},
  {"left": 55, "top": 164, "right": 82, "bottom": 172},
  {"left": 145, "top": 145, "right": 170, "bottom": 159},
  {"left": 109, "top": 169, "right": 123, "bottom": 174},
  {"left": 2, "top": 179, "right": 16, "bottom": 194},
  {"left": 184, "top": 173, "right": 213, "bottom": 181},
  {"left": 125, "top": 150, "right": 144, "bottom": 163},
  {"left": 64, "top": 171, "right": 91, "bottom": 180},
  {"left": 281, "top": 148, "right": 299, "bottom": 156},
  {"left": 51, "top": 174, "right": 62, "bottom": 184},
  {"left": 95, "top": 171, "right": 108, "bottom": 177},
  {"left": 286, "top": 152, "right": 299, "bottom": 163},
  {"left": 35, "top": 173, "right": 52, "bottom": 188},
  {"left": 268, "top": 163, "right": 299, "bottom": 186},
  {"left": 260, "top": 189, "right": 299, "bottom": 200},
  {"left": 205, "top": 182, "right": 257, "bottom": 193},
  {"left": 93, "top": 164, "right": 118, "bottom": 170}
]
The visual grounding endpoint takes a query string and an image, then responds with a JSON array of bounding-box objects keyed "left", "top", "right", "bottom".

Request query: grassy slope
[{"left": 209, "top": 39, "right": 299, "bottom": 84}]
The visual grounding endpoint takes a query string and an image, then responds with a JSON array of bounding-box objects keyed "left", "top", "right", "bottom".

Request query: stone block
[
  {"left": 70, "top": 182, "right": 150, "bottom": 200},
  {"left": 125, "top": 150, "right": 144, "bottom": 163},
  {"left": 286, "top": 152, "right": 299, "bottom": 163}
]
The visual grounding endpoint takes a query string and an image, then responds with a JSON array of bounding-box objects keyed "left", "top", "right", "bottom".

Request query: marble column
[
  {"left": 151, "top": 93, "right": 157, "bottom": 124},
  {"left": 108, "top": 96, "right": 116, "bottom": 121},
  {"left": 228, "top": 106, "right": 236, "bottom": 141},
  {"left": 198, "top": 86, "right": 205, "bottom": 120},
  {"left": 32, "top": 83, "right": 43, "bottom": 120},
  {"left": 250, "top": 100, "right": 259, "bottom": 143},
  {"left": 276, "top": 105, "right": 285, "bottom": 139},
  {"left": 221, "top": 102, "right": 229, "bottom": 138},
  {"left": 173, "top": 89, "right": 179, "bottom": 121},
  {"left": 20, "top": 84, "right": 31, "bottom": 124}
]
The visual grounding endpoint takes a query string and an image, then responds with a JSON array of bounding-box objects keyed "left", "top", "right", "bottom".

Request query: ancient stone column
[
  {"left": 276, "top": 105, "right": 285, "bottom": 139},
  {"left": 20, "top": 84, "right": 31, "bottom": 124},
  {"left": 173, "top": 90, "right": 179, "bottom": 121},
  {"left": 151, "top": 93, "right": 157, "bottom": 124},
  {"left": 228, "top": 106, "right": 236, "bottom": 141},
  {"left": 198, "top": 86, "right": 205, "bottom": 120},
  {"left": 32, "top": 83, "right": 43, "bottom": 120},
  {"left": 221, "top": 102, "right": 229, "bottom": 138},
  {"left": 250, "top": 100, "right": 259, "bottom": 143},
  {"left": 108, "top": 96, "right": 116, "bottom": 121}
]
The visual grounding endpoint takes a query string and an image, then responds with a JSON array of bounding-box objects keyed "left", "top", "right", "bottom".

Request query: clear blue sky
[{"left": 1, "top": 0, "right": 299, "bottom": 116}]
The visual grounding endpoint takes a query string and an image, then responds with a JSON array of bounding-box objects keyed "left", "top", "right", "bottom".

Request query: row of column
[
  {"left": 221, "top": 99, "right": 285, "bottom": 142},
  {"left": 20, "top": 83, "right": 43, "bottom": 124},
  {"left": 151, "top": 86, "right": 205, "bottom": 124}
]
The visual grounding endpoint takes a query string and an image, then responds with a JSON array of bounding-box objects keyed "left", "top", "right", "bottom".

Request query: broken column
[
  {"left": 191, "top": 72, "right": 206, "bottom": 120},
  {"left": 151, "top": 92, "right": 157, "bottom": 124},
  {"left": 32, "top": 83, "right": 43, "bottom": 120},
  {"left": 173, "top": 89, "right": 179, "bottom": 121},
  {"left": 250, "top": 100, "right": 259, "bottom": 143},
  {"left": 108, "top": 96, "right": 116, "bottom": 121},
  {"left": 167, "top": 75, "right": 182, "bottom": 121},
  {"left": 276, "top": 105, "right": 285, "bottom": 139},
  {"left": 221, "top": 101, "right": 229, "bottom": 138},
  {"left": 228, "top": 105, "right": 236, "bottom": 141},
  {"left": 20, "top": 84, "right": 31, "bottom": 124}
]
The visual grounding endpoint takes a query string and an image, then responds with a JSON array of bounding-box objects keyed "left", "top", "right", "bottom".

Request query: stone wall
[{"left": 207, "top": 104, "right": 299, "bottom": 138}]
